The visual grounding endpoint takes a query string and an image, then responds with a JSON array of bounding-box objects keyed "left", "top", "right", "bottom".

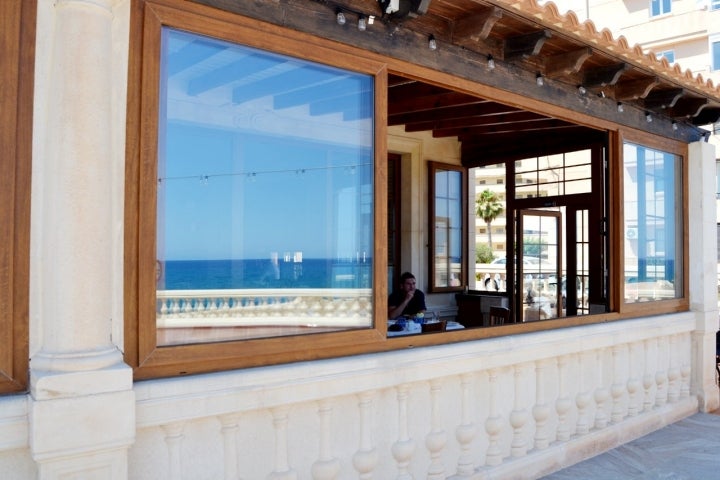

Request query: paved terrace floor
[{"left": 541, "top": 409, "right": 720, "bottom": 479}]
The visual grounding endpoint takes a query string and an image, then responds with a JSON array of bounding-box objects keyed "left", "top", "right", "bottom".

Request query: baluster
[
  {"left": 353, "top": 391, "right": 378, "bottom": 479},
  {"left": 221, "top": 297, "right": 231, "bottom": 314},
  {"left": 193, "top": 297, "right": 203, "bottom": 315},
  {"left": 655, "top": 337, "right": 668, "bottom": 407},
  {"left": 208, "top": 296, "right": 218, "bottom": 314},
  {"left": 456, "top": 373, "right": 477, "bottom": 476},
  {"left": 610, "top": 345, "right": 627, "bottom": 423},
  {"left": 392, "top": 384, "right": 415, "bottom": 480},
  {"left": 160, "top": 298, "right": 168, "bottom": 315},
  {"left": 312, "top": 400, "right": 340, "bottom": 480},
  {"left": 555, "top": 355, "right": 573, "bottom": 441},
  {"left": 626, "top": 342, "right": 642, "bottom": 417},
  {"left": 484, "top": 369, "right": 503, "bottom": 466},
  {"left": 510, "top": 364, "right": 529, "bottom": 457},
  {"left": 667, "top": 335, "right": 681, "bottom": 403},
  {"left": 268, "top": 407, "right": 297, "bottom": 480},
  {"left": 642, "top": 339, "right": 655, "bottom": 412},
  {"left": 593, "top": 348, "right": 610, "bottom": 429},
  {"left": 162, "top": 421, "right": 185, "bottom": 480},
  {"left": 219, "top": 413, "right": 241, "bottom": 480},
  {"left": 171, "top": 298, "right": 181, "bottom": 314},
  {"left": 534, "top": 359, "right": 552, "bottom": 449},
  {"left": 575, "top": 352, "right": 593, "bottom": 435},
  {"left": 426, "top": 379, "right": 447, "bottom": 480},
  {"left": 680, "top": 333, "right": 691, "bottom": 399}
]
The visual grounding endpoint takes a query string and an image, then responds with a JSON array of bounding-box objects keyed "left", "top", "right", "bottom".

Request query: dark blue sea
[{"left": 160, "top": 259, "right": 372, "bottom": 290}]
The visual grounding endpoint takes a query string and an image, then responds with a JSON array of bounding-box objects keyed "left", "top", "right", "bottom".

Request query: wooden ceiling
[{"left": 321, "top": 0, "right": 719, "bottom": 160}]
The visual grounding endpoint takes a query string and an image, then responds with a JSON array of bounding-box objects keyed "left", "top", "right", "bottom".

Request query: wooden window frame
[
  {"left": 614, "top": 128, "right": 689, "bottom": 316},
  {"left": 125, "top": 0, "right": 389, "bottom": 379},
  {"left": 0, "top": 0, "right": 35, "bottom": 394},
  {"left": 124, "top": 1, "right": 693, "bottom": 381},
  {"left": 428, "top": 161, "right": 467, "bottom": 293}
]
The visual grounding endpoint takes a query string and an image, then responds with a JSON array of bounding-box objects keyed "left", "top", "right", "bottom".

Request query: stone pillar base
[{"left": 30, "top": 364, "right": 135, "bottom": 480}]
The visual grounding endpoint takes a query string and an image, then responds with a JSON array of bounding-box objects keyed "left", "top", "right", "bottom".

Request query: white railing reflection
[{"left": 156, "top": 288, "right": 372, "bottom": 328}]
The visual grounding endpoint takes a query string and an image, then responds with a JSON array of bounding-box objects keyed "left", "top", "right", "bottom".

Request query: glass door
[{"left": 517, "top": 209, "right": 562, "bottom": 321}]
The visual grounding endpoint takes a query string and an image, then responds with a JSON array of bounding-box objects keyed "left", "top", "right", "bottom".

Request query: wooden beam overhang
[{"left": 191, "top": 0, "right": 720, "bottom": 143}]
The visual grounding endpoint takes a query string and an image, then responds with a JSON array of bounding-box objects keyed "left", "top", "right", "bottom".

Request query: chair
[{"left": 488, "top": 306, "right": 510, "bottom": 326}]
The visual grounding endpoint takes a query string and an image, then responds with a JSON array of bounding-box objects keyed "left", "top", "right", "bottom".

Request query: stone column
[
  {"left": 687, "top": 139, "right": 719, "bottom": 412},
  {"left": 29, "top": 0, "right": 134, "bottom": 478}
]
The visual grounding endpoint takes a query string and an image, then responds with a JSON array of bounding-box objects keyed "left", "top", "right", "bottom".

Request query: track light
[
  {"left": 428, "top": 34, "right": 437, "bottom": 50},
  {"left": 645, "top": 112, "right": 652, "bottom": 123},
  {"left": 536, "top": 73, "right": 544, "bottom": 86},
  {"left": 617, "top": 102, "right": 624, "bottom": 113},
  {"left": 577, "top": 85, "right": 587, "bottom": 95},
  {"left": 336, "top": 9, "right": 346, "bottom": 25},
  {"left": 358, "top": 14, "right": 367, "bottom": 31},
  {"left": 487, "top": 55, "right": 495, "bottom": 70}
]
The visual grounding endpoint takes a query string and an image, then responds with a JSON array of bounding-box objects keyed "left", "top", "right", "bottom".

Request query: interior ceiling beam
[
  {"left": 445, "top": 119, "right": 575, "bottom": 137},
  {"left": 544, "top": 47, "right": 593, "bottom": 77},
  {"left": 642, "top": 88, "right": 685, "bottom": 110},
  {"left": 452, "top": 7, "right": 502, "bottom": 46},
  {"left": 388, "top": 91, "right": 485, "bottom": 116},
  {"left": 504, "top": 29, "right": 552, "bottom": 60},
  {"left": 388, "top": 101, "right": 518, "bottom": 126},
  {"left": 403, "top": 110, "right": 546, "bottom": 133},
  {"left": 461, "top": 127, "right": 606, "bottom": 165}
]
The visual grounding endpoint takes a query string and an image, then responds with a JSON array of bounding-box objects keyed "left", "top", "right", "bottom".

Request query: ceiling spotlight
[
  {"left": 358, "top": 14, "right": 367, "bottom": 31},
  {"left": 617, "top": 102, "right": 624, "bottom": 113},
  {"left": 645, "top": 112, "right": 653, "bottom": 123},
  {"left": 336, "top": 9, "right": 346, "bottom": 25},
  {"left": 672, "top": 121, "right": 678, "bottom": 131},
  {"left": 577, "top": 85, "right": 587, "bottom": 95},
  {"left": 487, "top": 55, "right": 495, "bottom": 70},
  {"left": 428, "top": 34, "right": 437, "bottom": 51},
  {"left": 536, "top": 73, "right": 544, "bottom": 86}
]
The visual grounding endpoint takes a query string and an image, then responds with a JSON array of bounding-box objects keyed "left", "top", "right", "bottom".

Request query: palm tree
[{"left": 475, "top": 188, "right": 504, "bottom": 251}]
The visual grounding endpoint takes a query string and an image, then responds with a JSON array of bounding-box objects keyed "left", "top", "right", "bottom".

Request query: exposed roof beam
[
  {"left": 504, "top": 30, "right": 552, "bottom": 60},
  {"left": 582, "top": 63, "right": 630, "bottom": 88},
  {"left": 544, "top": 47, "right": 592, "bottom": 77},
  {"left": 452, "top": 7, "right": 503, "bottom": 45},
  {"left": 613, "top": 78, "right": 659, "bottom": 101},
  {"left": 643, "top": 88, "right": 685, "bottom": 110},
  {"left": 666, "top": 97, "right": 708, "bottom": 119}
]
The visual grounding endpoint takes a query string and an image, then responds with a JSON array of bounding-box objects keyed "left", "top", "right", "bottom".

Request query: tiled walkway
[{"left": 541, "top": 411, "right": 720, "bottom": 479}]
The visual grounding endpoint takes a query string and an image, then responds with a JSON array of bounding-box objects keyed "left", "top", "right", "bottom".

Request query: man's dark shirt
[{"left": 388, "top": 289, "right": 426, "bottom": 317}]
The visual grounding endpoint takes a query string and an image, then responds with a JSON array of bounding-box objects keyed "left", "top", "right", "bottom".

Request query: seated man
[{"left": 388, "top": 271, "right": 426, "bottom": 319}]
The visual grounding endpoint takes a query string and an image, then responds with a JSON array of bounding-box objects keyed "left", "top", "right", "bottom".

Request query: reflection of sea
[{"left": 161, "top": 259, "right": 372, "bottom": 290}]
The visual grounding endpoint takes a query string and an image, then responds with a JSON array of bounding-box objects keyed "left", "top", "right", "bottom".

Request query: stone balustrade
[
  {"left": 156, "top": 288, "right": 373, "bottom": 328},
  {"left": 125, "top": 313, "right": 697, "bottom": 479}
]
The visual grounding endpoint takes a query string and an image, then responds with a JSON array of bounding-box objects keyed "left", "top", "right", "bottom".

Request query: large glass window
[
  {"left": 155, "top": 28, "right": 375, "bottom": 345},
  {"left": 623, "top": 143, "right": 683, "bottom": 303}
]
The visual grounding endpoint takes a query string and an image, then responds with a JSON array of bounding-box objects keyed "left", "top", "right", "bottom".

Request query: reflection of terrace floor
[{"left": 541, "top": 410, "right": 720, "bottom": 479}]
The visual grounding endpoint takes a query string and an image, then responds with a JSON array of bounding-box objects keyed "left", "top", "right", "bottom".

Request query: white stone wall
[{"left": 0, "top": 1, "right": 718, "bottom": 479}]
